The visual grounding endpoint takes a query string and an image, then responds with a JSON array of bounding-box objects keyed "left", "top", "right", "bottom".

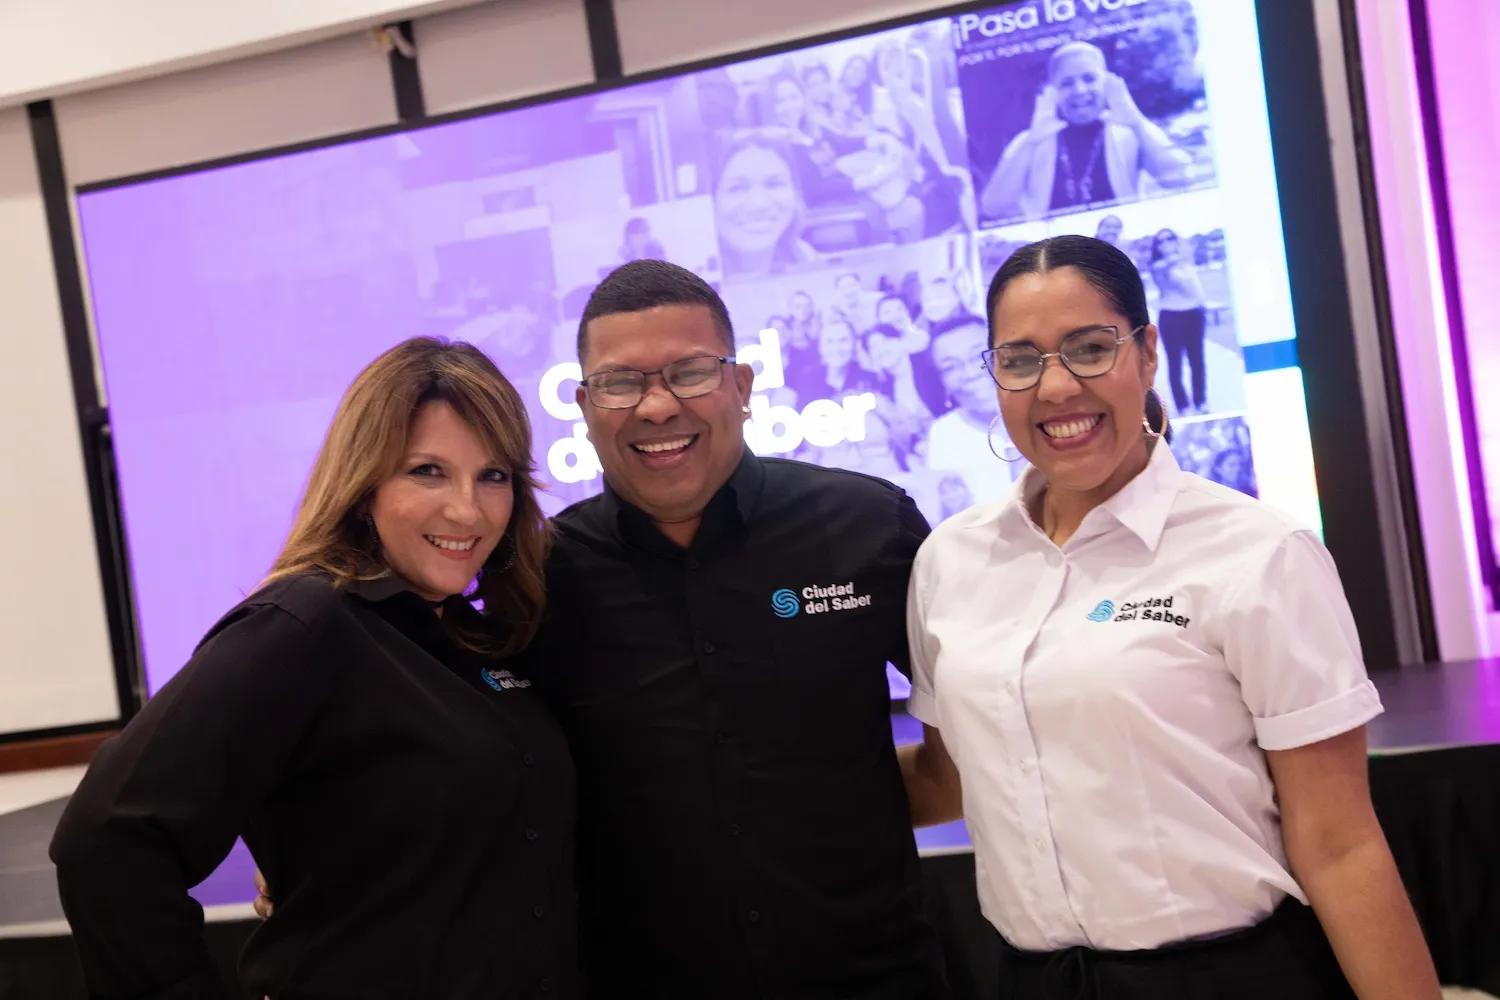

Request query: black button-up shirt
[
  {"left": 526, "top": 451, "right": 948, "bottom": 999},
  {"left": 51, "top": 574, "right": 578, "bottom": 999}
]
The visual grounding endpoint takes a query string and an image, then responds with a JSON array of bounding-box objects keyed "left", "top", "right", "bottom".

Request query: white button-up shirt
[{"left": 906, "top": 442, "right": 1383, "bottom": 952}]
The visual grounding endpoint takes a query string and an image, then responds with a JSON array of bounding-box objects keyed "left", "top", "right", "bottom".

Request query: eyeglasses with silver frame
[
  {"left": 980, "top": 325, "right": 1145, "bottom": 392},
  {"left": 581, "top": 354, "right": 737, "bottom": 410}
]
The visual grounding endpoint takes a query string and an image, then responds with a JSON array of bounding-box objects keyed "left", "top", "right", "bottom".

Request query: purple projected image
[
  {"left": 76, "top": 1, "right": 1245, "bottom": 696},
  {"left": 718, "top": 233, "right": 1020, "bottom": 519},
  {"left": 956, "top": 0, "right": 1216, "bottom": 228},
  {"left": 710, "top": 18, "right": 975, "bottom": 269},
  {"left": 1170, "top": 414, "right": 1258, "bottom": 497}
]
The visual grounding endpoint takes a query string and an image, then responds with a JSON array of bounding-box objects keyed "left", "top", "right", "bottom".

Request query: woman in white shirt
[
  {"left": 898, "top": 235, "right": 1438, "bottom": 998},
  {"left": 1150, "top": 227, "right": 1209, "bottom": 415}
]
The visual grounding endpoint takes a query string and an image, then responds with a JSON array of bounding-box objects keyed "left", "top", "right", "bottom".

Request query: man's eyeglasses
[
  {"left": 581, "top": 355, "right": 736, "bottom": 410},
  {"left": 980, "top": 325, "right": 1144, "bottom": 392}
]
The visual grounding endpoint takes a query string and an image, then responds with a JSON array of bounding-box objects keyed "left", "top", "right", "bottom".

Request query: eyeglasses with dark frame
[
  {"left": 581, "top": 354, "right": 737, "bottom": 410},
  {"left": 980, "top": 325, "right": 1145, "bottom": 392}
]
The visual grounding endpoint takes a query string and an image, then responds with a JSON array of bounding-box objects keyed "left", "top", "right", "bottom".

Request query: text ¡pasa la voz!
[{"left": 956, "top": 0, "right": 1152, "bottom": 43}]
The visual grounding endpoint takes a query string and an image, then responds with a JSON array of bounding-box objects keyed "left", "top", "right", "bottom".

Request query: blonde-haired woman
[{"left": 51, "top": 338, "right": 577, "bottom": 999}]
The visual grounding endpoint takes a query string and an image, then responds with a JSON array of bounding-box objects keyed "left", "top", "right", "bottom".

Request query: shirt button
[
  {"left": 1033, "top": 836, "right": 1045, "bottom": 850},
  {"left": 522, "top": 752, "right": 536, "bottom": 767},
  {"left": 746, "top": 909, "right": 761, "bottom": 923},
  {"left": 1020, "top": 759, "right": 1034, "bottom": 773},
  {"left": 701, "top": 641, "right": 716, "bottom": 655},
  {"left": 533, "top": 904, "right": 546, "bottom": 919},
  {"left": 540, "top": 977, "right": 554, "bottom": 993},
  {"left": 728, "top": 823, "right": 742, "bottom": 837},
  {"left": 714, "top": 731, "right": 730, "bottom": 745},
  {"left": 525, "top": 828, "right": 539, "bottom": 842},
  {"left": 687, "top": 557, "right": 701, "bottom": 570}
]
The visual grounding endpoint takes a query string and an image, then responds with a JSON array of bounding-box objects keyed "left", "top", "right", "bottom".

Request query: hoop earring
[
  {"left": 986, "top": 415, "right": 1023, "bottom": 463},
  {"left": 1142, "top": 387, "right": 1166, "bottom": 440}
]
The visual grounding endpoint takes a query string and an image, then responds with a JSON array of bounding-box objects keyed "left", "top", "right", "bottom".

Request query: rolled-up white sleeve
[
  {"left": 905, "top": 546, "right": 940, "bottom": 726},
  {"left": 1220, "top": 530, "right": 1383, "bottom": 751}
]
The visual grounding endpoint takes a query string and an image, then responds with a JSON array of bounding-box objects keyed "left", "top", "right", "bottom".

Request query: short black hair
[{"left": 577, "top": 260, "right": 735, "bottom": 363}]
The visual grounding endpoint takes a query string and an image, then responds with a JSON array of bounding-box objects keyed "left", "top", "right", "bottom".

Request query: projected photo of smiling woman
[{"left": 712, "top": 135, "right": 817, "bottom": 276}]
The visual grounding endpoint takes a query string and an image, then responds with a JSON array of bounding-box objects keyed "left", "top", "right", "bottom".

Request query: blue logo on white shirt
[
  {"left": 1086, "top": 600, "right": 1116, "bottom": 622},
  {"left": 771, "top": 588, "right": 801, "bottom": 618}
]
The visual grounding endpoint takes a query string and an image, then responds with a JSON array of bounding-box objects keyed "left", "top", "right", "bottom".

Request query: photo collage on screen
[
  {"left": 73, "top": 0, "right": 1292, "bottom": 696},
  {"left": 388, "top": 0, "right": 1256, "bottom": 529}
]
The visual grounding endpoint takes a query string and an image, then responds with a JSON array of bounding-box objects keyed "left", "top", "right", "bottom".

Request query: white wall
[
  {"left": 0, "top": 0, "right": 482, "bottom": 109},
  {"left": 0, "top": 106, "right": 117, "bottom": 734},
  {"left": 613, "top": 0, "right": 949, "bottom": 73},
  {"left": 55, "top": 32, "right": 397, "bottom": 187},
  {"left": 416, "top": 0, "right": 593, "bottom": 115}
]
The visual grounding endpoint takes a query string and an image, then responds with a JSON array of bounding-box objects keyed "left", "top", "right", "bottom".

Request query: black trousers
[
  {"left": 995, "top": 899, "right": 1354, "bottom": 999},
  {"left": 1158, "top": 306, "right": 1208, "bottom": 412}
]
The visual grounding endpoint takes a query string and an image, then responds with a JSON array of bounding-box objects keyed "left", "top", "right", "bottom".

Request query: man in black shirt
[{"left": 525, "top": 260, "right": 948, "bottom": 998}]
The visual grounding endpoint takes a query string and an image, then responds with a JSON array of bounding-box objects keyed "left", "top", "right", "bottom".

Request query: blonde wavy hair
[{"left": 265, "top": 337, "right": 548, "bottom": 655}]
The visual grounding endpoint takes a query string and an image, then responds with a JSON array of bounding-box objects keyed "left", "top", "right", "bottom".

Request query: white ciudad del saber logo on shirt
[{"left": 770, "top": 582, "right": 873, "bottom": 618}]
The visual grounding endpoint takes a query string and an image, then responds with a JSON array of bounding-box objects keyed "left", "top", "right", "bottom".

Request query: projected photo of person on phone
[
  {"left": 957, "top": 0, "right": 1218, "bottom": 228},
  {"left": 980, "top": 42, "right": 1192, "bottom": 221}
]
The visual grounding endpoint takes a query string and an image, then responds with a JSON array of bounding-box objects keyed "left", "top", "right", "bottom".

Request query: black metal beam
[
  {"left": 584, "top": 0, "right": 623, "bottom": 82},
  {"left": 26, "top": 99, "right": 142, "bottom": 721},
  {"left": 1253, "top": 0, "right": 1433, "bottom": 666},
  {"left": 385, "top": 19, "right": 426, "bottom": 121}
]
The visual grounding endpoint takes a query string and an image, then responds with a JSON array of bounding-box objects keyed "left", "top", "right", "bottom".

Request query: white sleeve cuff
[
  {"left": 1253, "top": 678, "right": 1383, "bottom": 751},
  {"left": 907, "top": 685, "right": 939, "bottom": 726}
]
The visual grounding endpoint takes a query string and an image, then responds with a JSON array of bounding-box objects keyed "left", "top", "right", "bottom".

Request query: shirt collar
[
  {"left": 346, "top": 572, "right": 471, "bottom": 610},
  {"left": 1003, "top": 441, "right": 1181, "bottom": 551},
  {"left": 345, "top": 573, "right": 414, "bottom": 603},
  {"left": 599, "top": 447, "right": 766, "bottom": 542},
  {"left": 1097, "top": 441, "right": 1181, "bottom": 550}
]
